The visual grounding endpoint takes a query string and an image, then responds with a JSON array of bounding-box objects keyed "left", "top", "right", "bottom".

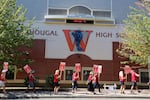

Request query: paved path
[{"left": 0, "top": 88, "right": 150, "bottom": 99}]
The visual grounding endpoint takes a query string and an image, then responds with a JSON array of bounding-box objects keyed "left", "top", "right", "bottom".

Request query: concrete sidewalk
[{"left": 0, "top": 88, "right": 150, "bottom": 99}]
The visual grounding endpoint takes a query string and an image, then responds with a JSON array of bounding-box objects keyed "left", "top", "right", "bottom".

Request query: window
[
  {"left": 93, "top": 11, "right": 111, "bottom": 17},
  {"left": 64, "top": 67, "right": 74, "bottom": 80},
  {"left": 139, "top": 69, "right": 149, "bottom": 83},
  {"left": 69, "top": 6, "right": 91, "bottom": 15},
  {"left": 83, "top": 70, "right": 91, "bottom": 81},
  {"left": 6, "top": 66, "right": 16, "bottom": 80},
  {"left": 82, "top": 67, "right": 93, "bottom": 81},
  {"left": 48, "top": 9, "right": 67, "bottom": 15},
  {"left": 6, "top": 69, "right": 15, "bottom": 80},
  {"left": 140, "top": 72, "right": 149, "bottom": 83}
]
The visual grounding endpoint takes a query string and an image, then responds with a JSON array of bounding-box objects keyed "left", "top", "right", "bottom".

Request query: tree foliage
[
  {"left": 117, "top": 0, "right": 150, "bottom": 67},
  {"left": 0, "top": 0, "right": 34, "bottom": 69}
]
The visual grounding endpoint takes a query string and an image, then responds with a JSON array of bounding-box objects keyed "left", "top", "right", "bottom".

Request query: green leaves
[
  {"left": 0, "top": 0, "right": 33, "bottom": 68},
  {"left": 117, "top": 1, "right": 150, "bottom": 66}
]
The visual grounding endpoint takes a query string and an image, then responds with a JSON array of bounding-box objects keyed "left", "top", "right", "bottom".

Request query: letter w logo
[{"left": 63, "top": 30, "right": 92, "bottom": 52}]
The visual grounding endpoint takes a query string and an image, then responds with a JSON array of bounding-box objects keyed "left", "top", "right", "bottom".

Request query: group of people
[
  {"left": 0, "top": 66, "right": 145, "bottom": 95},
  {"left": 119, "top": 69, "right": 140, "bottom": 94},
  {"left": 53, "top": 70, "right": 80, "bottom": 94},
  {"left": 53, "top": 68, "right": 141, "bottom": 95},
  {"left": 53, "top": 69, "right": 101, "bottom": 95},
  {"left": 86, "top": 71, "right": 101, "bottom": 94}
]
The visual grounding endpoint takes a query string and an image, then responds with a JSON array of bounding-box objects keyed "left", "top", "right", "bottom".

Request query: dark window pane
[
  {"left": 65, "top": 70, "right": 73, "bottom": 80},
  {"left": 6, "top": 70, "right": 14, "bottom": 80},
  {"left": 140, "top": 72, "right": 149, "bottom": 83},
  {"left": 83, "top": 70, "right": 91, "bottom": 81}
]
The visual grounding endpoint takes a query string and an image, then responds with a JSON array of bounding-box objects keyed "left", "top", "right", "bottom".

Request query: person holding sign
[
  {"left": 119, "top": 70, "right": 127, "bottom": 94},
  {"left": 130, "top": 70, "right": 140, "bottom": 93},
  {"left": 0, "top": 70, "right": 7, "bottom": 94},
  {"left": 93, "top": 64, "right": 101, "bottom": 94},
  {"left": 53, "top": 69, "right": 62, "bottom": 94},
  {"left": 26, "top": 70, "right": 36, "bottom": 93},
  {"left": 87, "top": 71, "right": 94, "bottom": 92},
  {"left": 93, "top": 72, "right": 101, "bottom": 94},
  {"left": 72, "top": 70, "right": 79, "bottom": 93}
]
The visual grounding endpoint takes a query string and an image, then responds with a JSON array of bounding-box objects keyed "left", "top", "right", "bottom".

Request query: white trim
[
  {"left": 48, "top": 7, "right": 68, "bottom": 10},
  {"left": 68, "top": 4, "right": 92, "bottom": 12},
  {"left": 111, "top": 0, "right": 112, "bottom": 18},
  {"left": 47, "top": 0, "right": 49, "bottom": 15}
]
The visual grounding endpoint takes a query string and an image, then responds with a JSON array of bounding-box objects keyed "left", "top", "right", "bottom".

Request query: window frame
[
  {"left": 82, "top": 67, "right": 93, "bottom": 81},
  {"left": 139, "top": 69, "right": 149, "bottom": 83},
  {"left": 64, "top": 66, "right": 74, "bottom": 80}
]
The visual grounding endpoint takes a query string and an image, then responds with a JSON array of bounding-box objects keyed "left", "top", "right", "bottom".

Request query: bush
[{"left": 45, "top": 74, "right": 54, "bottom": 88}]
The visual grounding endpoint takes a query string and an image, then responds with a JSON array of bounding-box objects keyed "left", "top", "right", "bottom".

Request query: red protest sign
[
  {"left": 75, "top": 63, "right": 81, "bottom": 72},
  {"left": 93, "top": 64, "right": 98, "bottom": 74},
  {"left": 98, "top": 65, "right": 102, "bottom": 74},
  {"left": 3, "top": 62, "right": 9, "bottom": 71},
  {"left": 124, "top": 65, "right": 131, "bottom": 74},
  {"left": 59, "top": 62, "right": 66, "bottom": 71},
  {"left": 23, "top": 65, "right": 32, "bottom": 74}
]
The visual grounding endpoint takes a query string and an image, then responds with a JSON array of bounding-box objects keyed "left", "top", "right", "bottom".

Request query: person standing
[
  {"left": 87, "top": 71, "right": 94, "bottom": 92},
  {"left": 0, "top": 69, "right": 7, "bottom": 94},
  {"left": 119, "top": 70, "right": 126, "bottom": 94},
  {"left": 72, "top": 71, "right": 79, "bottom": 93},
  {"left": 26, "top": 70, "right": 36, "bottom": 93},
  {"left": 53, "top": 69, "right": 62, "bottom": 94},
  {"left": 130, "top": 70, "right": 140, "bottom": 93},
  {"left": 93, "top": 73, "right": 101, "bottom": 94}
]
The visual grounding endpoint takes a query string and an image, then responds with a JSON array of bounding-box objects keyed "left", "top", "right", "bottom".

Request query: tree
[
  {"left": 117, "top": 0, "right": 150, "bottom": 66},
  {"left": 0, "top": 0, "right": 34, "bottom": 70},
  {"left": 116, "top": 0, "right": 150, "bottom": 67}
]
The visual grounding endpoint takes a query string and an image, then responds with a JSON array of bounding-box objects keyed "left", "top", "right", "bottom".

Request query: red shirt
[
  {"left": 119, "top": 76, "right": 125, "bottom": 82},
  {"left": 131, "top": 71, "right": 138, "bottom": 82},
  {"left": 72, "top": 72, "right": 79, "bottom": 81},
  {"left": 54, "top": 74, "right": 59, "bottom": 82},
  {"left": 0, "top": 73, "right": 6, "bottom": 81},
  {"left": 29, "top": 73, "right": 35, "bottom": 82},
  {"left": 88, "top": 75, "right": 93, "bottom": 82},
  {"left": 93, "top": 74, "right": 98, "bottom": 82}
]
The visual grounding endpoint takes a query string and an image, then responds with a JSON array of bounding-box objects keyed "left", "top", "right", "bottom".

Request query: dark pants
[
  {"left": 72, "top": 81, "right": 78, "bottom": 90},
  {"left": 93, "top": 82, "right": 100, "bottom": 92},
  {"left": 87, "top": 82, "right": 94, "bottom": 91}
]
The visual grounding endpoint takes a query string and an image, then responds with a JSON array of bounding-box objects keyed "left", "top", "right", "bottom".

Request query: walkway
[{"left": 0, "top": 88, "right": 150, "bottom": 99}]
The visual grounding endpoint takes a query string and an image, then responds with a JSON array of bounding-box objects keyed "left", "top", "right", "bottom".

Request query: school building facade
[{"left": 7, "top": 0, "right": 148, "bottom": 86}]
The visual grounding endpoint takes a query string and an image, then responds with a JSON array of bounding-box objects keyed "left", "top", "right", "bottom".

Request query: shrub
[{"left": 45, "top": 74, "right": 54, "bottom": 88}]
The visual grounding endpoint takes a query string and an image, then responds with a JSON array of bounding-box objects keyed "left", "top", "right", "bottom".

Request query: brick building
[{"left": 6, "top": 0, "right": 148, "bottom": 86}]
